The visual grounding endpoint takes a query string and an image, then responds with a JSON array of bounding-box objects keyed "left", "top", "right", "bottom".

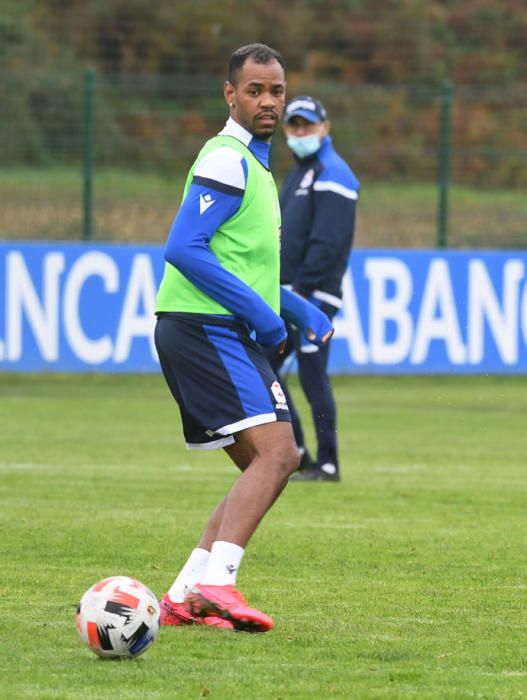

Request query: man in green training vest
[{"left": 155, "top": 44, "right": 333, "bottom": 632}]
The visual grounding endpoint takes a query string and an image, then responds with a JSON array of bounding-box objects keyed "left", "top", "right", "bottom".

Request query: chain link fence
[{"left": 1, "top": 70, "right": 526, "bottom": 248}]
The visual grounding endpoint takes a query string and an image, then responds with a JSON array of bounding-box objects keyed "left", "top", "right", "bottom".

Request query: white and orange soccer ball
[{"left": 76, "top": 576, "right": 161, "bottom": 659}]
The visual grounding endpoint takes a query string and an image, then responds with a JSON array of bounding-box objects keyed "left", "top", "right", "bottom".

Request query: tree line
[{"left": 2, "top": 0, "right": 526, "bottom": 185}]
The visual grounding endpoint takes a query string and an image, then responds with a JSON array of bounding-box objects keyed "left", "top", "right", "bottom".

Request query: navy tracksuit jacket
[{"left": 279, "top": 135, "right": 360, "bottom": 306}]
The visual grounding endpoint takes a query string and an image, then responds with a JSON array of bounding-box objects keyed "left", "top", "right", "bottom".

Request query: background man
[
  {"left": 270, "top": 96, "right": 360, "bottom": 482},
  {"left": 155, "top": 48, "right": 333, "bottom": 632}
]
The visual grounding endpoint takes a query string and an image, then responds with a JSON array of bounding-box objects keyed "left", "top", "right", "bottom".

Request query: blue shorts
[{"left": 154, "top": 313, "right": 291, "bottom": 450}]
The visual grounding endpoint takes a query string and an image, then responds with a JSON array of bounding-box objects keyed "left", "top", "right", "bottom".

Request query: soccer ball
[{"left": 76, "top": 576, "right": 161, "bottom": 659}]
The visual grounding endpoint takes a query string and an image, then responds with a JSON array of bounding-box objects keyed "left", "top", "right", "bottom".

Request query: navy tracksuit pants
[{"left": 268, "top": 315, "right": 338, "bottom": 470}]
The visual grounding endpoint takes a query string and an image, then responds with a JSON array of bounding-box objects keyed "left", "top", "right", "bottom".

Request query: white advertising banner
[{"left": 1, "top": 243, "right": 526, "bottom": 373}]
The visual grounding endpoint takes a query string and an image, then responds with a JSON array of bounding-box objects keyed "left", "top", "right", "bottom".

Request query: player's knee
[{"left": 273, "top": 440, "right": 300, "bottom": 479}]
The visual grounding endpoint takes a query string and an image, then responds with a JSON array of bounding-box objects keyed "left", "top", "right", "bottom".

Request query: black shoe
[
  {"left": 297, "top": 449, "right": 315, "bottom": 471},
  {"left": 289, "top": 467, "right": 340, "bottom": 482}
]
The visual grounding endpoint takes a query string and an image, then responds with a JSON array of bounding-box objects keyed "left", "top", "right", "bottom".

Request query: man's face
[
  {"left": 224, "top": 58, "right": 286, "bottom": 141},
  {"left": 283, "top": 116, "right": 329, "bottom": 140}
]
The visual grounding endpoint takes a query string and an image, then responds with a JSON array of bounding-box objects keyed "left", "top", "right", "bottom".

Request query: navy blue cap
[{"left": 284, "top": 96, "right": 328, "bottom": 124}]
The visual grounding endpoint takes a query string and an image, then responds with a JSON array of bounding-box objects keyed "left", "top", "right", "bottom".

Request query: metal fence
[{"left": 1, "top": 70, "right": 526, "bottom": 248}]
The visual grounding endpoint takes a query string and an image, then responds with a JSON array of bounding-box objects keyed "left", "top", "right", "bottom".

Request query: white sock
[
  {"left": 167, "top": 547, "right": 210, "bottom": 603},
  {"left": 200, "top": 540, "right": 245, "bottom": 587}
]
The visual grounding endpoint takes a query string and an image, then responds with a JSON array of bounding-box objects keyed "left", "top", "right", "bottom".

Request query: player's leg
[
  {"left": 185, "top": 420, "right": 299, "bottom": 631},
  {"left": 157, "top": 314, "right": 298, "bottom": 629},
  {"left": 191, "top": 422, "right": 285, "bottom": 549},
  {"left": 189, "top": 420, "right": 297, "bottom": 567},
  {"left": 216, "top": 420, "right": 298, "bottom": 544},
  {"left": 166, "top": 439, "right": 255, "bottom": 618},
  {"left": 192, "top": 418, "right": 294, "bottom": 556}
]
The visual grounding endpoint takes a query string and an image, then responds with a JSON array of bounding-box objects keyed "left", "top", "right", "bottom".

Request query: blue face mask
[{"left": 287, "top": 133, "right": 321, "bottom": 159}]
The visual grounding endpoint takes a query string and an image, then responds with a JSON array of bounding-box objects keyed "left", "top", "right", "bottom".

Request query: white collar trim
[{"left": 219, "top": 117, "right": 252, "bottom": 146}]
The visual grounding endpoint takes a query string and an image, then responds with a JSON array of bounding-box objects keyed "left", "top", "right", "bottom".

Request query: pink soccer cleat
[
  {"left": 184, "top": 584, "right": 274, "bottom": 633},
  {"left": 159, "top": 593, "right": 233, "bottom": 629}
]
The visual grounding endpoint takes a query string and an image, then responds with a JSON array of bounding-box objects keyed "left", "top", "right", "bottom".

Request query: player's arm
[
  {"left": 280, "top": 287, "right": 334, "bottom": 346},
  {"left": 292, "top": 177, "right": 359, "bottom": 298},
  {"left": 164, "top": 149, "right": 286, "bottom": 348}
]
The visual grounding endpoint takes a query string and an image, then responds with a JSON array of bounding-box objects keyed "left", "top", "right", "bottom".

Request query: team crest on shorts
[{"left": 271, "top": 381, "right": 288, "bottom": 410}]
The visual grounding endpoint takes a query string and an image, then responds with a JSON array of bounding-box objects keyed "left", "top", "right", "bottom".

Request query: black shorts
[{"left": 154, "top": 313, "right": 291, "bottom": 450}]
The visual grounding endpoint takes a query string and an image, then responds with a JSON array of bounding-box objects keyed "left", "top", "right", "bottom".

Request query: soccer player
[
  {"left": 155, "top": 45, "right": 333, "bottom": 632},
  {"left": 269, "top": 96, "right": 360, "bottom": 482}
]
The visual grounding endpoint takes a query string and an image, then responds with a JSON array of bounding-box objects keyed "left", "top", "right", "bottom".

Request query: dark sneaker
[
  {"left": 289, "top": 463, "right": 340, "bottom": 482},
  {"left": 184, "top": 584, "right": 274, "bottom": 633},
  {"left": 297, "top": 448, "right": 315, "bottom": 471}
]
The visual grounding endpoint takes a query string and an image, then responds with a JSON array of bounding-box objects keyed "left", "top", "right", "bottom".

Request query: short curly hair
[{"left": 228, "top": 44, "right": 285, "bottom": 86}]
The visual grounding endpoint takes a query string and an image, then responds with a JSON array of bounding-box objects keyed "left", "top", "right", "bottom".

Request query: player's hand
[
  {"left": 254, "top": 315, "right": 287, "bottom": 349},
  {"left": 300, "top": 300, "right": 334, "bottom": 346},
  {"left": 306, "top": 327, "right": 334, "bottom": 345},
  {"left": 279, "top": 287, "right": 334, "bottom": 347}
]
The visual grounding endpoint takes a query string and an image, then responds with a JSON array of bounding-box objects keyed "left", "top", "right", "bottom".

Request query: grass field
[
  {"left": 1, "top": 167, "right": 526, "bottom": 248},
  {"left": 1, "top": 373, "right": 526, "bottom": 699}
]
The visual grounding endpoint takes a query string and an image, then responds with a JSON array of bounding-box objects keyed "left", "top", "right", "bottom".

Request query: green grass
[
  {"left": 1, "top": 166, "right": 526, "bottom": 248},
  {"left": 1, "top": 373, "right": 526, "bottom": 699}
]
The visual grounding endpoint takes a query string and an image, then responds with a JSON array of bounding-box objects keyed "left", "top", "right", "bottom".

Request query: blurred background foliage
[{"left": 1, "top": 0, "right": 526, "bottom": 245}]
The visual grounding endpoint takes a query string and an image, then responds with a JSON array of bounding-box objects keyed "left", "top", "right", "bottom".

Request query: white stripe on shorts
[
  {"left": 215, "top": 412, "right": 277, "bottom": 436},
  {"left": 186, "top": 435, "right": 236, "bottom": 451}
]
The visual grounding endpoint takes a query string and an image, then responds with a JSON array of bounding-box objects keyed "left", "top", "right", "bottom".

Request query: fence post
[
  {"left": 437, "top": 79, "right": 453, "bottom": 248},
  {"left": 82, "top": 67, "right": 95, "bottom": 241}
]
